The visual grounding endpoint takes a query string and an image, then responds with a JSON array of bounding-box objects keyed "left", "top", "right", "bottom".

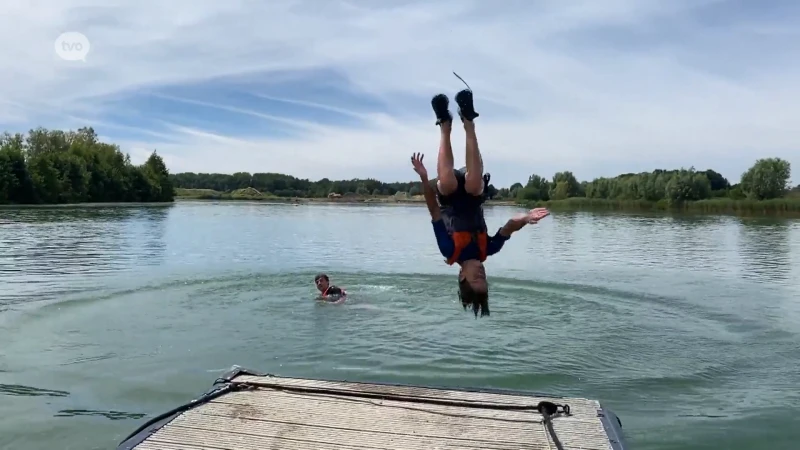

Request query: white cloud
[{"left": 1, "top": 0, "right": 798, "bottom": 186}]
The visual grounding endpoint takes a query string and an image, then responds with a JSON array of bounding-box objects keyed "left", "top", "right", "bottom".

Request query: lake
[{"left": 1, "top": 202, "right": 799, "bottom": 450}]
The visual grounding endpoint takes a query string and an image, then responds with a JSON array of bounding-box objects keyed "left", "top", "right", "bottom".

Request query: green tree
[
  {"left": 495, "top": 187, "right": 510, "bottom": 199},
  {"left": 0, "top": 137, "right": 34, "bottom": 203},
  {"left": 704, "top": 169, "right": 730, "bottom": 192},
  {"left": 740, "top": 158, "right": 791, "bottom": 200},
  {"left": 140, "top": 151, "right": 174, "bottom": 202},
  {"left": 664, "top": 168, "right": 711, "bottom": 205},
  {"left": 550, "top": 181, "right": 570, "bottom": 200},
  {"left": 0, "top": 127, "right": 174, "bottom": 204},
  {"left": 230, "top": 172, "right": 252, "bottom": 189},
  {"left": 550, "top": 171, "right": 580, "bottom": 198},
  {"left": 517, "top": 174, "right": 549, "bottom": 201},
  {"left": 485, "top": 184, "right": 498, "bottom": 199}
]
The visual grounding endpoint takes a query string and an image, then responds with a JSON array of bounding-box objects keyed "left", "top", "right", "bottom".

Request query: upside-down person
[{"left": 411, "top": 89, "right": 549, "bottom": 317}]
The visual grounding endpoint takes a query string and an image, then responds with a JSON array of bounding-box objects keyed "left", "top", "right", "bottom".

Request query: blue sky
[{"left": 1, "top": 0, "right": 798, "bottom": 187}]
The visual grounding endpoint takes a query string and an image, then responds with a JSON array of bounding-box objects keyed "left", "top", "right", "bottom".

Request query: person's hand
[
  {"left": 512, "top": 208, "right": 550, "bottom": 225},
  {"left": 501, "top": 207, "right": 550, "bottom": 236},
  {"left": 411, "top": 152, "right": 427, "bottom": 179},
  {"left": 525, "top": 207, "right": 550, "bottom": 224}
]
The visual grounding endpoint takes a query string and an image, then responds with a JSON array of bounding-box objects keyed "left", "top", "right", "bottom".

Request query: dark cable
[
  {"left": 233, "top": 380, "right": 537, "bottom": 410},
  {"left": 538, "top": 401, "right": 570, "bottom": 450}
]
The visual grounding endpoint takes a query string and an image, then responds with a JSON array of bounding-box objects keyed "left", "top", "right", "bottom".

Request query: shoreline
[
  {"left": 2, "top": 196, "right": 798, "bottom": 218},
  {"left": 172, "top": 188, "right": 520, "bottom": 206},
  {"left": 173, "top": 196, "right": 800, "bottom": 217},
  {"left": 174, "top": 196, "right": 521, "bottom": 207},
  {"left": 0, "top": 202, "right": 175, "bottom": 209},
  {"left": 526, "top": 197, "right": 800, "bottom": 218},
  {"left": 172, "top": 188, "right": 800, "bottom": 217}
]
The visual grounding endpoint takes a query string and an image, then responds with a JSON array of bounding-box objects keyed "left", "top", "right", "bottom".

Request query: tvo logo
[{"left": 54, "top": 32, "right": 91, "bottom": 61}]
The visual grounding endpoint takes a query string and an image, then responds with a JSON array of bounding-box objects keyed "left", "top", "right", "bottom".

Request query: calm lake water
[{"left": 1, "top": 202, "right": 799, "bottom": 450}]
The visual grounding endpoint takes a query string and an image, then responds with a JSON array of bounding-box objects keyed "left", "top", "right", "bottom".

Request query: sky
[{"left": 0, "top": 0, "right": 798, "bottom": 187}]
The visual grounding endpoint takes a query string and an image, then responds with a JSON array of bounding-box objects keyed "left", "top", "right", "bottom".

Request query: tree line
[
  {"left": 171, "top": 159, "right": 795, "bottom": 205},
  {"left": 505, "top": 158, "right": 794, "bottom": 205},
  {"left": 2, "top": 126, "right": 794, "bottom": 208},
  {"left": 0, "top": 127, "right": 174, "bottom": 204},
  {"left": 170, "top": 170, "right": 502, "bottom": 199}
]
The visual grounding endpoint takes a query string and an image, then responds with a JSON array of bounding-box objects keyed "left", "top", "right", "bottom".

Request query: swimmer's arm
[
  {"left": 498, "top": 208, "right": 549, "bottom": 238},
  {"left": 486, "top": 229, "right": 511, "bottom": 256},
  {"left": 497, "top": 215, "right": 531, "bottom": 238},
  {"left": 419, "top": 175, "right": 441, "bottom": 221},
  {"left": 485, "top": 217, "right": 524, "bottom": 256}
]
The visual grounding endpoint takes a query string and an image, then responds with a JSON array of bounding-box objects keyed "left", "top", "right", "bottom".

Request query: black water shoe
[
  {"left": 431, "top": 94, "right": 452, "bottom": 126},
  {"left": 455, "top": 89, "right": 479, "bottom": 121}
]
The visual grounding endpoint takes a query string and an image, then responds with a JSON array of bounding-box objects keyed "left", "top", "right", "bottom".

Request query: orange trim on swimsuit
[{"left": 446, "top": 231, "right": 488, "bottom": 265}]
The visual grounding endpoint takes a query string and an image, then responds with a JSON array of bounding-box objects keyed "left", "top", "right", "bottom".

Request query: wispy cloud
[
  {"left": 149, "top": 93, "right": 333, "bottom": 132},
  {"left": 1, "top": 0, "right": 798, "bottom": 185}
]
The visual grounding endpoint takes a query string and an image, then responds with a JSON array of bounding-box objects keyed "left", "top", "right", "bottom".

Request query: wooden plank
[
  {"left": 189, "top": 401, "right": 540, "bottom": 444},
  {"left": 163, "top": 413, "right": 545, "bottom": 449},
  {"left": 213, "top": 389, "right": 542, "bottom": 423},
  {"left": 552, "top": 419, "right": 614, "bottom": 450},
  {"left": 135, "top": 439, "right": 369, "bottom": 450},
  {"left": 144, "top": 428, "right": 370, "bottom": 450},
  {"left": 134, "top": 442, "right": 223, "bottom": 450},
  {"left": 232, "top": 375, "right": 600, "bottom": 416},
  {"left": 147, "top": 424, "right": 545, "bottom": 450}
]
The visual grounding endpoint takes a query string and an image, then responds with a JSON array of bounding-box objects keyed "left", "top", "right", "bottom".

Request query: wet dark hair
[
  {"left": 458, "top": 278, "right": 489, "bottom": 318},
  {"left": 314, "top": 273, "right": 329, "bottom": 283}
]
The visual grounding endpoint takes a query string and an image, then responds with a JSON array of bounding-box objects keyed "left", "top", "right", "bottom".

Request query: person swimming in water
[
  {"left": 412, "top": 88, "right": 549, "bottom": 317},
  {"left": 314, "top": 273, "right": 346, "bottom": 302}
]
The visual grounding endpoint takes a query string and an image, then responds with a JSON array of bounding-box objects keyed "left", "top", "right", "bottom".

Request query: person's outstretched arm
[
  {"left": 486, "top": 208, "right": 550, "bottom": 256},
  {"left": 412, "top": 152, "right": 456, "bottom": 259},
  {"left": 420, "top": 177, "right": 441, "bottom": 222},
  {"left": 411, "top": 152, "right": 441, "bottom": 221}
]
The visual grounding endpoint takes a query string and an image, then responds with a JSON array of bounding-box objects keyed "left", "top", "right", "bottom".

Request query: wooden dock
[{"left": 118, "top": 367, "right": 626, "bottom": 450}]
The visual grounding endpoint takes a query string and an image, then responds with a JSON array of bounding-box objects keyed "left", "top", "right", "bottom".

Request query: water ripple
[
  {"left": 0, "top": 384, "right": 70, "bottom": 397},
  {"left": 54, "top": 409, "right": 146, "bottom": 421}
]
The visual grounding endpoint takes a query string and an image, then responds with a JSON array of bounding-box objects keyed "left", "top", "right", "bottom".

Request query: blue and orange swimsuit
[{"left": 432, "top": 169, "right": 509, "bottom": 265}]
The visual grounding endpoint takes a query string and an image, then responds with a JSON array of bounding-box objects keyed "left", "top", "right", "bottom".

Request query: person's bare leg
[
  {"left": 436, "top": 121, "right": 458, "bottom": 195},
  {"left": 463, "top": 120, "right": 483, "bottom": 195},
  {"left": 454, "top": 88, "right": 483, "bottom": 195},
  {"left": 431, "top": 93, "right": 457, "bottom": 195}
]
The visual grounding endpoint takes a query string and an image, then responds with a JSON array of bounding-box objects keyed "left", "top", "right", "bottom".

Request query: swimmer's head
[
  {"left": 458, "top": 260, "right": 488, "bottom": 317},
  {"left": 314, "top": 273, "right": 330, "bottom": 292}
]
